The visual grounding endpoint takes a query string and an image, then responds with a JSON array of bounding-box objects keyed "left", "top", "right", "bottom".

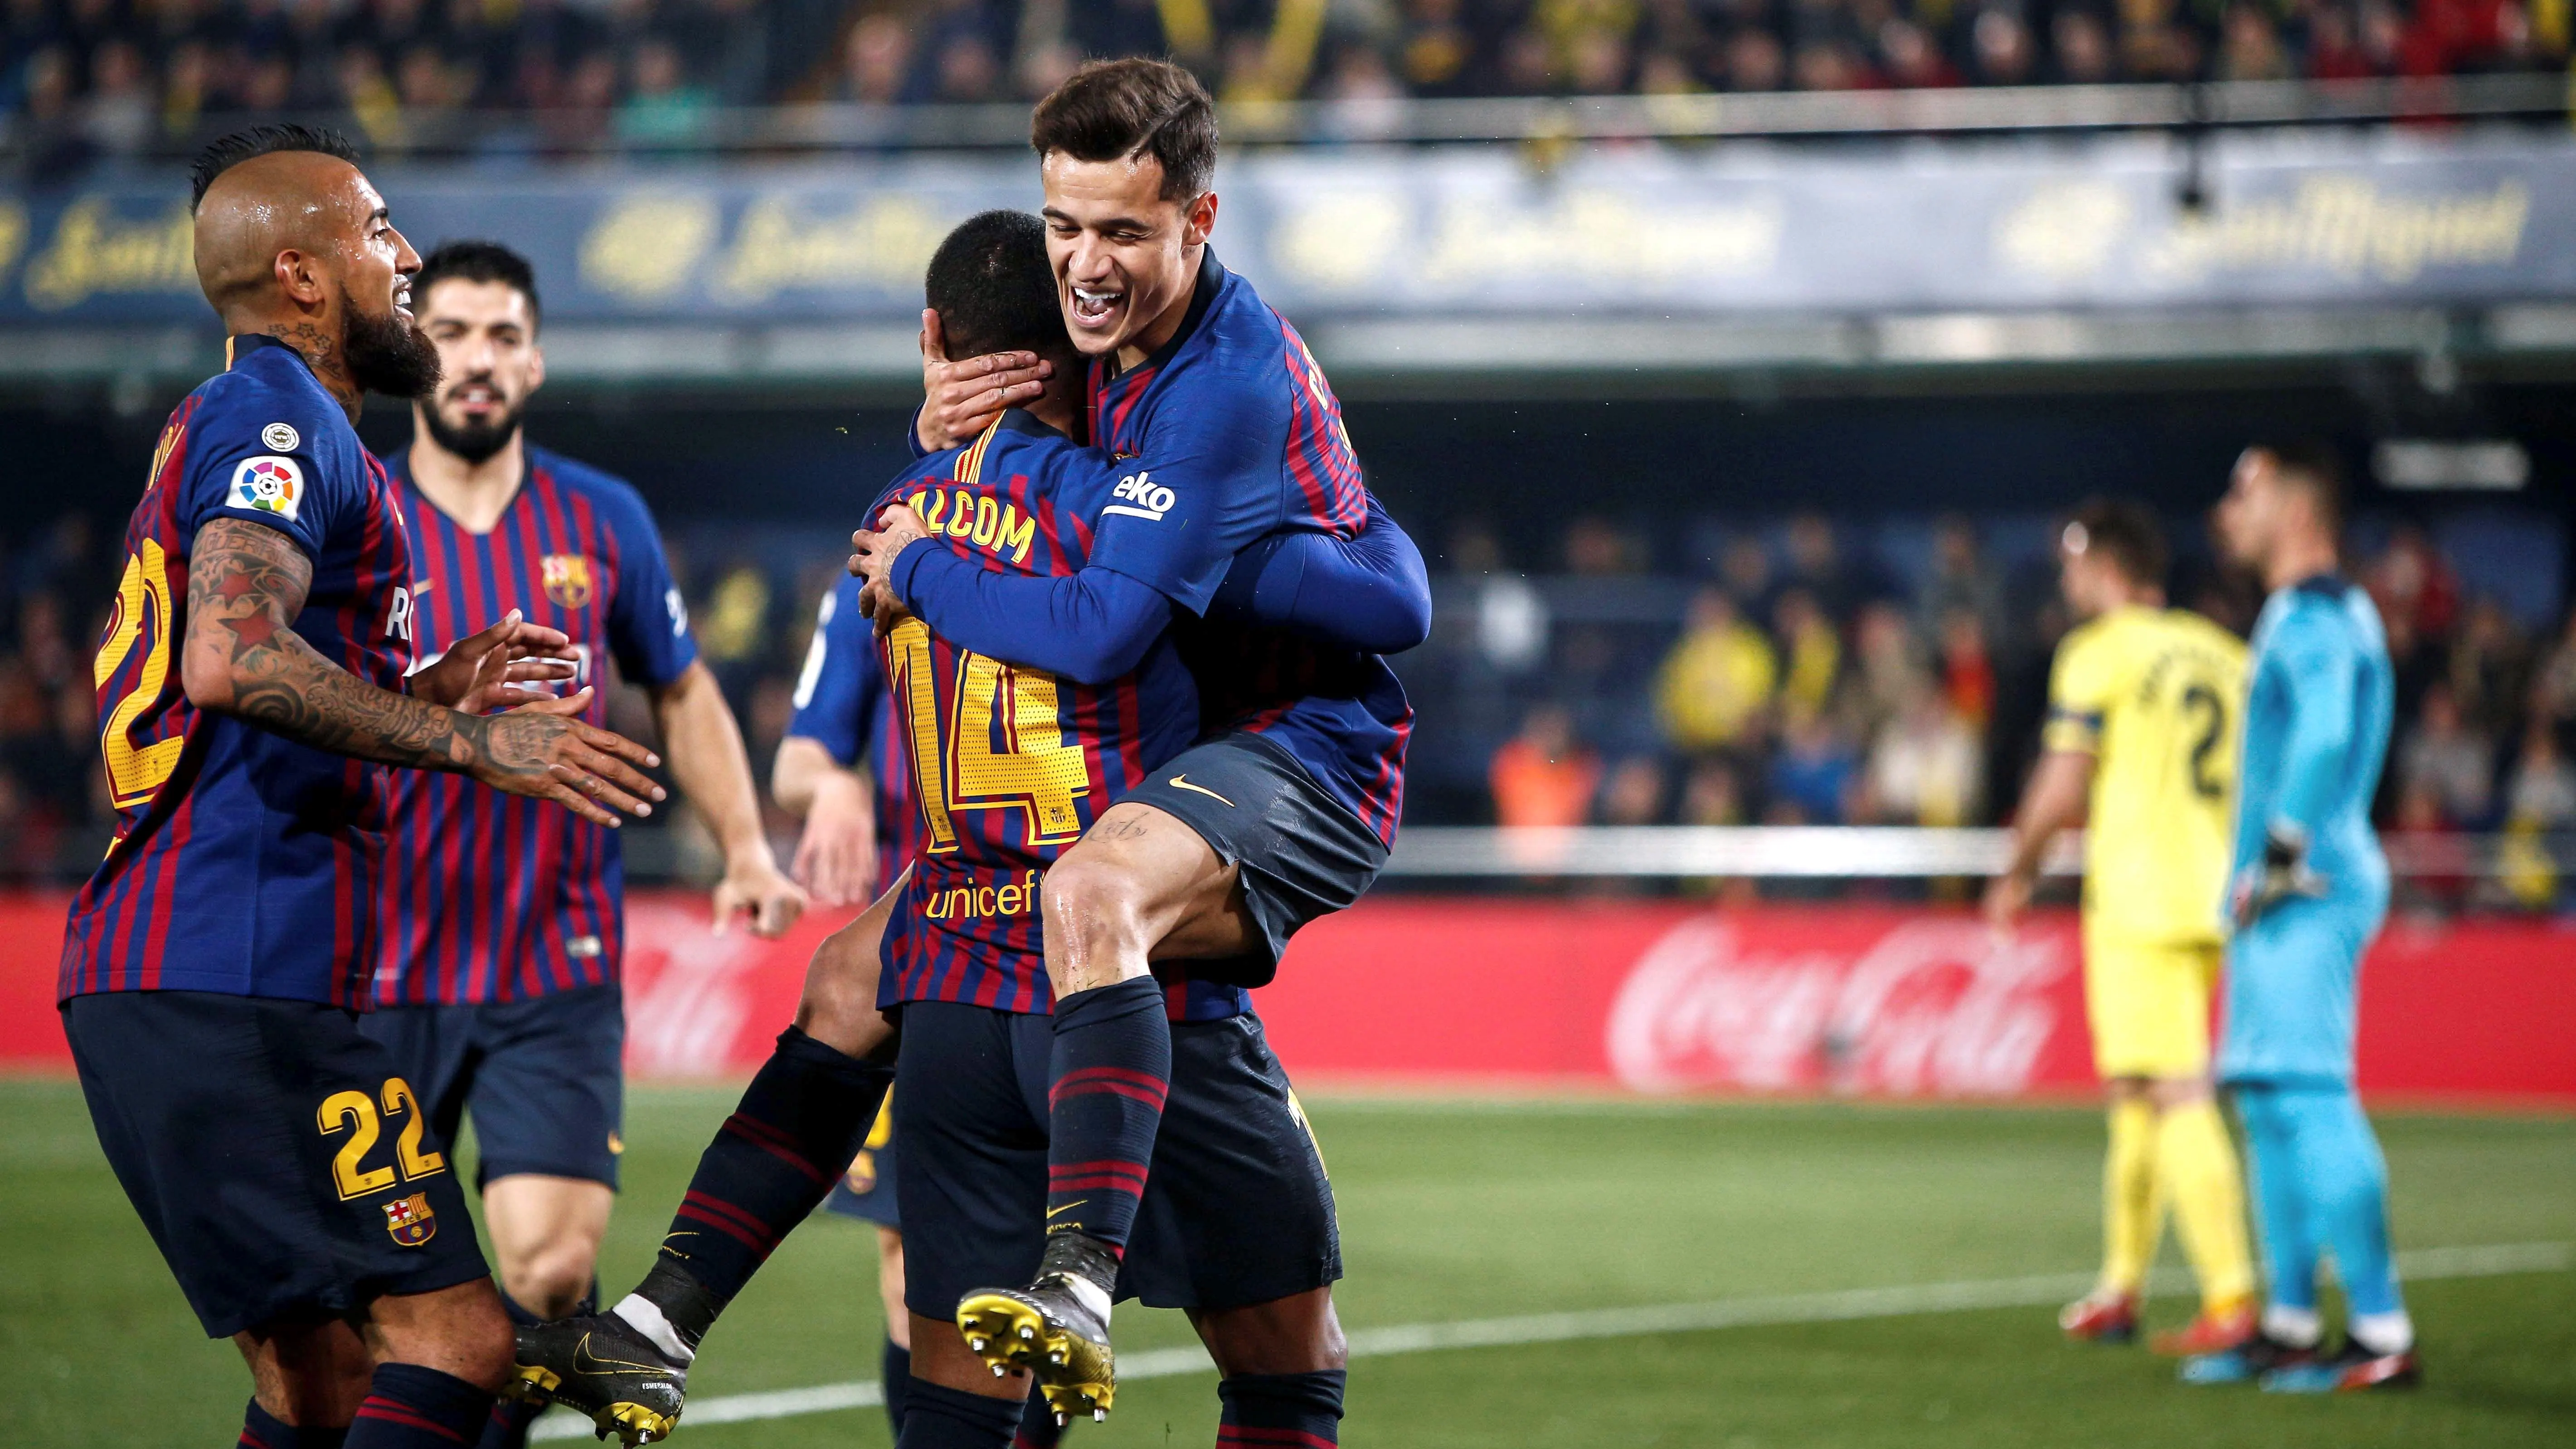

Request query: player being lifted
[
  {"left": 1986, "top": 501, "right": 2260, "bottom": 1355},
  {"left": 58, "top": 126, "right": 662, "bottom": 1449},
  {"left": 872, "top": 208, "right": 1404, "bottom": 1449},
  {"left": 881, "top": 58, "right": 1413, "bottom": 1414},
  {"left": 364, "top": 240, "right": 807, "bottom": 1448},
  {"left": 510, "top": 206, "right": 1424, "bottom": 1444},
  {"left": 2185, "top": 445, "right": 2416, "bottom": 1392},
  {"left": 773, "top": 574, "right": 1062, "bottom": 1449}
]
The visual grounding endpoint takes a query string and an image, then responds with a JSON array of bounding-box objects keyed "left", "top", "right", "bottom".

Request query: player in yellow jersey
[{"left": 1986, "top": 500, "right": 2260, "bottom": 1356}]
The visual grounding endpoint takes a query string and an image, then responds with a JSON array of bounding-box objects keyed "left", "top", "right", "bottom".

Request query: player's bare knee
[
  {"left": 502, "top": 1245, "right": 598, "bottom": 1320},
  {"left": 1040, "top": 854, "right": 1155, "bottom": 982}
]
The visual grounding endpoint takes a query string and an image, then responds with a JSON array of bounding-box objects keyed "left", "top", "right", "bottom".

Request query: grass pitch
[{"left": 7, "top": 1080, "right": 2571, "bottom": 1448}]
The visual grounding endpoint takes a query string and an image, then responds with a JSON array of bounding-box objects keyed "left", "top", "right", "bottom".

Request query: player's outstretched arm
[
  {"left": 651, "top": 660, "right": 809, "bottom": 936},
  {"left": 180, "top": 516, "right": 666, "bottom": 827},
  {"left": 774, "top": 736, "right": 880, "bottom": 908},
  {"left": 1207, "top": 496, "right": 1433, "bottom": 654},
  {"left": 1984, "top": 749, "right": 2094, "bottom": 932},
  {"left": 852, "top": 505, "right": 1175, "bottom": 685}
]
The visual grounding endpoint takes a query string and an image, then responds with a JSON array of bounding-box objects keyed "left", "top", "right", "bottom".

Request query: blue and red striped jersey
[
  {"left": 371, "top": 445, "right": 699, "bottom": 1004},
  {"left": 870, "top": 411, "right": 1254, "bottom": 1020},
  {"left": 61, "top": 336, "right": 416, "bottom": 1008},
  {"left": 785, "top": 572, "right": 919, "bottom": 899},
  {"left": 1085, "top": 252, "right": 1412, "bottom": 844}
]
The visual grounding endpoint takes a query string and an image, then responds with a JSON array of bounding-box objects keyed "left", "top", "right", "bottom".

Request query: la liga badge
[
  {"left": 382, "top": 1192, "right": 437, "bottom": 1247},
  {"left": 228, "top": 456, "right": 304, "bottom": 522}
]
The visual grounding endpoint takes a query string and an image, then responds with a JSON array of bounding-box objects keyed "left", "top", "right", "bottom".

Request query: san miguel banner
[
  {"left": 2, "top": 892, "right": 2569, "bottom": 1104},
  {"left": 0, "top": 130, "right": 2567, "bottom": 325}
]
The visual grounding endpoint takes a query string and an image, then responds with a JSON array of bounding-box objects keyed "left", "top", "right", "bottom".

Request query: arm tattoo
[{"left": 182, "top": 517, "right": 553, "bottom": 786}]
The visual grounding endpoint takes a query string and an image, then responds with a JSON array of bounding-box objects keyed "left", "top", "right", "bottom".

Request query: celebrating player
[
  {"left": 58, "top": 126, "right": 663, "bottom": 1449},
  {"left": 510, "top": 206, "right": 1423, "bottom": 1444},
  {"left": 882, "top": 59, "right": 1411, "bottom": 1408},
  {"left": 774, "top": 575, "right": 1063, "bottom": 1449},
  {"left": 1986, "top": 501, "right": 2259, "bottom": 1354},
  {"left": 362, "top": 240, "right": 807, "bottom": 1447},
  {"left": 2184, "top": 444, "right": 2416, "bottom": 1391}
]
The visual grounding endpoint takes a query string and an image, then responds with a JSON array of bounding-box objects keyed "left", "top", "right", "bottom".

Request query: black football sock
[
  {"left": 1043, "top": 977, "right": 1171, "bottom": 1265},
  {"left": 1012, "top": 1386, "right": 1066, "bottom": 1449},
  {"left": 894, "top": 1380, "right": 1022, "bottom": 1449},
  {"left": 345, "top": 1363, "right": 496, "bottom": 1449},
  {"left": 1217, "top": 1370, "right": 1347, "bottom": 1449},
  {"left": 881, "top": 1336, "right": 912, "bottom": 1440},
  {"left": 241, "top": 1398, "right": 347, "bottom": 1449},
  {"left": 622, "top": 1026, "right": 893, "bottom": 1356}
]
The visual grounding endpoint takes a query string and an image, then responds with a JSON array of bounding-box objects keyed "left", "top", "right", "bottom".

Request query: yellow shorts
[{"left": 2081, "top": 928, "right": 2221, "bottom": 1079}]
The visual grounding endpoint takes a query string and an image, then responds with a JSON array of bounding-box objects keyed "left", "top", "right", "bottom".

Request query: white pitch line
[{"left": 533, "top": 1240, "right": 2569, "bottom": 1440}]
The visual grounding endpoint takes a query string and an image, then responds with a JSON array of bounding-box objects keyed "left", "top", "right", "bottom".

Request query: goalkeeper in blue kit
[{"left": 2188, "top": 444, "right": 2417, "bottom": 1393}]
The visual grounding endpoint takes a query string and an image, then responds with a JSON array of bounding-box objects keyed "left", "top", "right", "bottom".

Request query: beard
[
  {"left": 340, "top": 287, "right": 442, "bottom": 399},
  {"left": 420, "top": 385, "right": 525, "bottom": 466}
]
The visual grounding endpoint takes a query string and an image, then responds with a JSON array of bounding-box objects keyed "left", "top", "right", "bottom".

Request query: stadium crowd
[
  {"left": 2, "top": 497, "right": 2570, "bottom": 909},
  {"left": 2, "top": 0, "right": 2566, "bottom": 175}
]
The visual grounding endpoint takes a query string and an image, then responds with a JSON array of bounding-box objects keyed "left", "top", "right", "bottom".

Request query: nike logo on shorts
[{"left": 1168, "top": 775, "right": 1235, "bottom": 807}]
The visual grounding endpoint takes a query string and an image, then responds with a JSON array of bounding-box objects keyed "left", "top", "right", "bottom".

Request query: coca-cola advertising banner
[{"left": 2, "top": 895, "right": 2569, "bottom": 1104}]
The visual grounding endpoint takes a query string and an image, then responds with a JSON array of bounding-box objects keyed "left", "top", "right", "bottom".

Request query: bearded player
[
  {"left": 364, "top": 240, "right": 807, "bottom": 1448},
  {"left": 59, "top": 126, "right": 662, "bottom": 1449},
  {"left": 1986, "top": 500, "right": 2259, "bottom": 1355}
]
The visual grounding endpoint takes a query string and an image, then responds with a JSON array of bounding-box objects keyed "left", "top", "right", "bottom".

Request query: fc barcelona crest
[
  {"left": 540, "top": 554, "right": 594, "bottom": 610},
  {"left": 383, "top": 1192, "right": 438, "bottom": 1247}
]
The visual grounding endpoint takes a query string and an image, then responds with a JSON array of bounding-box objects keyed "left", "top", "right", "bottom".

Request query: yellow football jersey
[{"left": 2043, "top": 605, "right": 2248, "bottom": 944}]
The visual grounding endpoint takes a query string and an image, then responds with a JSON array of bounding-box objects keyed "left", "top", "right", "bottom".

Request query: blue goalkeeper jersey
[{"left": 2231, "top": 574, "right": 2393, "bottom": 914}]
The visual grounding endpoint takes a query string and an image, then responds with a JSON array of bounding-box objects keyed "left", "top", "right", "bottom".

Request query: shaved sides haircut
[{"left": 190, "top": 124, "right": 361, "bottom": 211}]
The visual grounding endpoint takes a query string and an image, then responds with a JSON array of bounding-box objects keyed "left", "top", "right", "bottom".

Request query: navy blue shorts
[
  {"left": 894, "top": 1002, "right": 1340, "bottom": 1318},
  {"left": 357, "top": 984, "right": 625, "bottom": 1190},
  {"left": 823, "top": 1094, "right": 901, "bottom": 1229},
  {"left": 64, "top": 991, "right": 490, "bottom": 1339},
  {"left": 1123, "top": 731, "right": 1389, "bottom": 988}
]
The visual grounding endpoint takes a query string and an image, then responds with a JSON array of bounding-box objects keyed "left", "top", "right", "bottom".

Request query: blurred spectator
[
  {"left": 2307, "top": 1, "right": 2377, "bottom": 75},
  {"left": 1861, "top": 682, "right": 1981, "bottom": 825},
  {"left": 1969, "top": 5, "right": 2038, "bottom": 82},
  {"left": 1916, "top": 514, "right": 2003, "bottom": 645},
  {"left": 932, "top": 30, "right": 1001, "bottom": 103},
  {"left": 2397, "top": 682, "right": 2493, "bottom": 827},
  {"left": 1598, "top": 754, "right": 1667, "bottom": 824},
  {"left": 1491, "top": 703, "right": 1603, "bottom": 827},
  {"left": 2368, "top": 523, "right": 2460, "bottom": 648},
  {"left": 839, "top": 12, "right": 914, "bottom": 103},
  {"left": 2051, "top": 8, "right": 2115, "bottom": 80},
  {"left": 2503, "top": 724, "right": 2576, "bottom": 828},
  {"left": 1771, "top": 586, "right": 1841, "bottom": 717},
  {"left": 1768, "top": 701, "right": 1857, "bottom": 823},
  {"left": 1780, "top": 513, "right": 1883, "bottom": 619},
  {"left": 1721, "top": 26, "right": 1787, "bottom": 89},
  {"left": 1845, "top": 598, "right": 1927, "bottom": 738},
  {"left": 79, "top": 38, "right": 156, "bottom": 154},
  {"left": 1680, "top": 758, "right": 1745, "bottom": 824},
  {"left": 1655, "top": 586, "right": 1778, "bottom": 757},
  {"left": 1936, "top": 607, "right": 1994, "bottom": 728},
  {"left": 1565, "top": 515, "right": 1643, "bottom": 575},
  {"left": 2444, "top": 597, "right": 2530, "bottom": 736},
  {"left": 2216, "top": 3, "right": 2290, "bottom": 77},
  {"left": 1879, "top": 15, "right": 1959, "bottom": 83},
  {"left": 616, "top": 36, "right": 713, "bottom": 144},
  {"left": 1717, "top": 535, "right": 1772, "bottom": 610}
]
